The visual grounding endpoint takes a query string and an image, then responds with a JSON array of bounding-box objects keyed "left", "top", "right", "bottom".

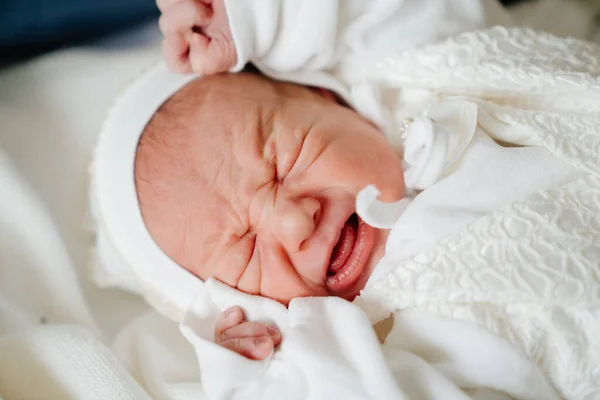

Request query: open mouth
[{"left": 325, "top": 213, "right": 376, "bottom": 293}]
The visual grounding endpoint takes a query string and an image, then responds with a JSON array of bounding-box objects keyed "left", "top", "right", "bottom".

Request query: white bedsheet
[
  {"left": 0, "top": 24, "right": 163, "bottom": 398},
  {"left": 0, "top": 25, "right": 167, "bottom": 337}
]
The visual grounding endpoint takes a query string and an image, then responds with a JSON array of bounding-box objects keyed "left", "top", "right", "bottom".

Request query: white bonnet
[{"left": 89, "top": 62, "right": 204, "bottom": 322}]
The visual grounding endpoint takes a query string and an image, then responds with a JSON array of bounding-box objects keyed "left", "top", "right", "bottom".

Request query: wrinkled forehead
[
  {"left": 143, "top": 73, "right": 275, "bottom": 171},
  {"left": 135, "top": 73, "right": 282, "bottom": 267}
]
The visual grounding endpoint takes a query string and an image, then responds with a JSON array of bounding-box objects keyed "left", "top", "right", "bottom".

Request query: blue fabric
[
  {"left": 0, "top": 0, "right": 159, "bottom": 56},
  {"left": 499, "top": 0, "right": 528, "bottom": 5}
]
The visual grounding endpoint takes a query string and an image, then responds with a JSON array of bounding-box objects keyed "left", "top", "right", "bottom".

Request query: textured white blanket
[{"left": 356, "top": 27, "right": 600, "bottom": 398}]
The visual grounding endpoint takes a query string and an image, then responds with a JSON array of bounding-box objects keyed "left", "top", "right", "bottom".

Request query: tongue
[{"left": 328, "top": 215, "right": 358, "bottom": 275}]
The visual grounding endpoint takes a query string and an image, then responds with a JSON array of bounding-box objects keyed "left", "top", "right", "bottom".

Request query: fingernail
[
  {"left": 267, "top": 325, "right": 280, "bottom": 337},
  {"left": 224, "top": 307, "right": 237, "bottom": 317},
  {"left": 253, "top": 337, "right": 269, "bottom": 347}
]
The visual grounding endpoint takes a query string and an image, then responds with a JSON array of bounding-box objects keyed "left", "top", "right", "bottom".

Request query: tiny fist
[{"left": 157, "top": 0, "right": 236, "bottom": 75}]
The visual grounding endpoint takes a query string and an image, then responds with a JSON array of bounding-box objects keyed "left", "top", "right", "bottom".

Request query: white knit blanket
[{"left": 356, "top": 27, "right": 600, "bottom": 399}]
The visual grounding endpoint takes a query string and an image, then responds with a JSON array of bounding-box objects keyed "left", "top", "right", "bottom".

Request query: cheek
[
  {"left": 256, "top": 240, "right": 327, "bottom": 301},
  {"left": 207, "top": 235, "right": 255, "bottom": 289},
  {"left": 327, "top": 138, "right": 405, "bottom": 201},
  {"left": 236, "top": 239, "right": 262, "bottom": 295},
  {"left": 357, "top": 133, "right": 405, "bottom": 200}
]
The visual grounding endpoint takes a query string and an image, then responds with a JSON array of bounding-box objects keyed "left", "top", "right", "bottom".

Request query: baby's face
[{"left": 136, "top": 73, "right": 404, "bottom": 303}]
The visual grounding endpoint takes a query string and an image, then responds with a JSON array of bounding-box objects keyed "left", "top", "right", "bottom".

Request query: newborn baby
[
  {"left": 143, "top": 0, "right": 504, "bottom": 361},
  {"left": 138, "top": 0, "right": 566, "bottom": 364},
  {"left": 135, "top": 71, "right": 405, "bottom": 358}
]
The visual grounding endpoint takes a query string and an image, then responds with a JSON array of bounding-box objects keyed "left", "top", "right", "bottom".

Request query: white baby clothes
[{"left": 179, "top": 279, "right": 556, "bottom": 399}]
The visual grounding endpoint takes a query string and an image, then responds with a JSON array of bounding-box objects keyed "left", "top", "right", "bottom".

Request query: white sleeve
[
  {"left": 223, "top": 0, "right": 341, "bottom": 73},
  {"left": 223, "top": 0, "right": 491, "bottom": 75}
]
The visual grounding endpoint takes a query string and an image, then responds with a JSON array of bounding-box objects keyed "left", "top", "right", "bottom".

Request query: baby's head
[{"left": 134, "top": 72, "right": 404, "bottom": 303}]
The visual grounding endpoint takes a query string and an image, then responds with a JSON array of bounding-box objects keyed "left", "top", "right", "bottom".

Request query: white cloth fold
[
  {"left": 179, "top": 279, "right": 555, "bottom": 400},
  {"left": 402, "top": 99, "right": 478, "bottom": 190},
  {"left": 355, "top": 99, "right": 478, "bottom": 229},
  {"left": 356, "top": 185, "right": 412, "bottom": 229},
  {"left": 370, "top": 130, "right": 582, "bottom": 274},
  {"left": 181, "top": 279, "right": 404, "bottom": 400},
  {"left": 403, "top": 117, "right": 450, "bottom": 189}
]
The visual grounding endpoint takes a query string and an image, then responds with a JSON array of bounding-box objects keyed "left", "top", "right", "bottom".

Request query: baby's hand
[
  {"left": 215, "top": 306, "right": 282, "bottom": 360},
  {"left": 157, "top": 0, "right": 237, "bottom": 74}
]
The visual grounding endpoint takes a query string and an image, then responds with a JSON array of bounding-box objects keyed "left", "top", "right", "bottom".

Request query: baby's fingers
[
  {"left": 159, "top": 1, "right": 212, "bottom": 34},
  {"left": 188, "top": 33, "right": 213, "bottom": 73},
  {"left": 214, "top": 307, "right": 282, "bottom": 360},
  {"left": 215, "top": 306, "right": 245, "bottom": 338},
  {"left": 218, "top": 321, "right": 282, "bottom": 346},
  {"left": 188, "top": 33, "right": 235, "bottom": 74},
  {"left": 162, "top": 34, "right": 192, "bottom": 73},
  {"left": 220, "top": 336, "right": 275, "bottom": 360}
]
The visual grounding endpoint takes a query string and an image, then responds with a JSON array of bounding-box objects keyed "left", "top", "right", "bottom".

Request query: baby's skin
[
  {"left": 215, "top": 306, "right": 282, "bottom": 360},
  {"left": 151, "top": 0, "right": 404, "bottom": 360},
  {"left": 157, "top": 0, "right": 236, "bottom": 74}
]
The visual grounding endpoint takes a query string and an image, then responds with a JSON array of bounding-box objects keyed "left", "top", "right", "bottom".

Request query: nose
[{"left": 273, "top": 196, "right": 321, "bottom": 253}]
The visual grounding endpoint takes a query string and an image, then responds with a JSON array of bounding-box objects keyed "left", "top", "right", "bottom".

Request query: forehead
[
  {"left": 139, "top": 74, "right": 282, "bottom": 268},
  {"left": 182, "top": 74, "right": 278, "bottom": 199}
]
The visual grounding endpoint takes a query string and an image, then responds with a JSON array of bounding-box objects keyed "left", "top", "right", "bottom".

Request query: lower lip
[{"left": 325, "top": 217, "right": 376, "bottom": 293}]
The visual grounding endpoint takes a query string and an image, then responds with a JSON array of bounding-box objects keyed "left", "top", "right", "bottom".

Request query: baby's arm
[
  {"left": 158, "top": 0, "right": 490, "bottom": 77},
  {"left": 214, "top": 306, "right": 281, "bottom": 360},
  {"left": 156, "top": 0, "right": 346, "bottom": 75}
]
